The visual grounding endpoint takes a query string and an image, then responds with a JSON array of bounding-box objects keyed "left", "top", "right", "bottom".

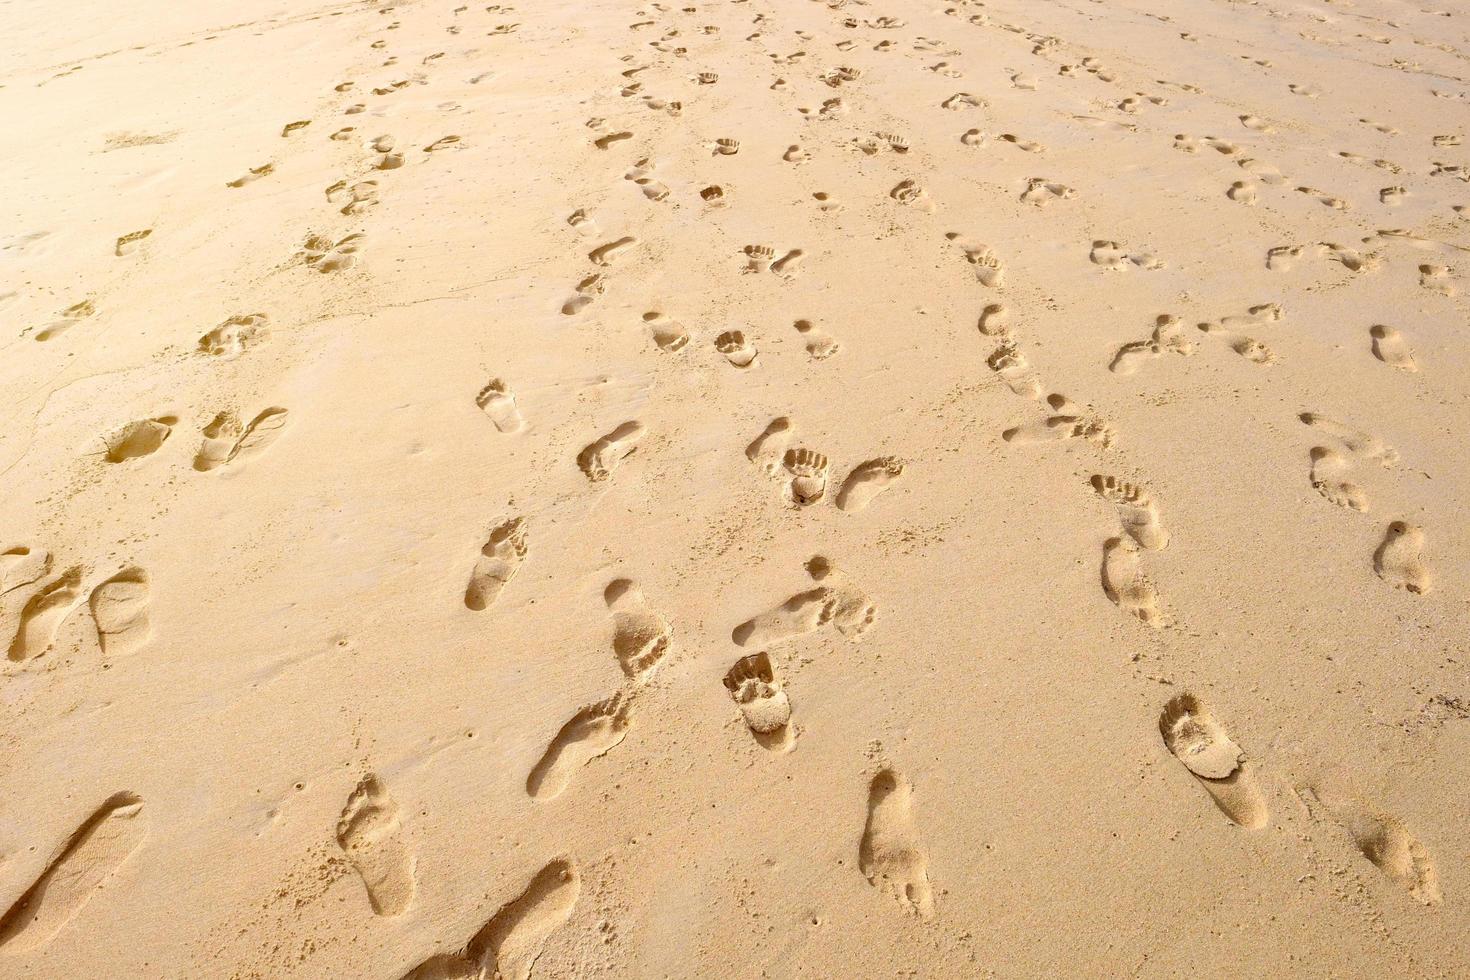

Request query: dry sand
[{"left": 1, "top": 0, "right": 1469, "bottom": 975}]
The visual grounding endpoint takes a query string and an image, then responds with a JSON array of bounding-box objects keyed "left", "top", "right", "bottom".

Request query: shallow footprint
[
  {"left": 1374, "top": 521, "right": 1430, "bottom": 594},
  {"left": 836, "top": 458, "right": 905, "bottom": 512},
  {"left": 577, "top": 422, "right": 645, "bottom": 482},
  {"left": 1369, "top": 325, "right": 1417, "bottom": 372},
  {"left": 1159, "top": 694, "right": 1268, "bottom": 829},
  {"left": 783, "top": 448, "right": 828, "bottom": 506},
  {"left": 605, "top": 579, "right": 670, "bottom": 682},
  {"left": 89, "top": 567, "right": 151, "bottom": 656},
  {"left": 465, "top": 518, "right": 527, "bottom": 611},
  {"left": 105, "top": 416, "right": 177, "bottom": 463},
  {"left": 1091, "top": 476, "right": 1168, "bottom": 550},
  {"left": 724, "top": 651, "right": 794, "bottom": 751},
  {"left": 476, "top": 379, "right": 527, "bottom": 433},
  {"left": 1101, "top": 537, "right": 1162, "bottom": 627},
  {"left": 0, "top": 793, "right": 147, "bottom": 952},
  {"left": 525, "top": 694, "right": 631, "bottom": 800},
  {"left": 1309, "top": 447, "right": 1367, "bottom": 511},
  {"left": 643, "top": 311, "right": 689, "bottom": 352},
  {"left": 859, "top": 769, "right": 934, "bottom": 918},
  {"left": 336, "top": 775, "right": 415, "bottom": 916},
  {"left": 715, "top": 330, "right": 758, "bottom": 368},
  {"left": 792, "top": 319, "right": 839, "bottom": 359},
  {"left": 8, "top": 567, "right": 83, "bottom": 661},
  {"left": 403, "top": 860, "right": 581, "bottom": 980},
  {"left": 1300, "top": 782, "right": 1440, "bottom": 905}
]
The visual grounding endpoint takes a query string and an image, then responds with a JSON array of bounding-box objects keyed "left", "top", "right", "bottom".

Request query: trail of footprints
[{"left": 9, "top": 0, "right": 1461, "bottom": 965}]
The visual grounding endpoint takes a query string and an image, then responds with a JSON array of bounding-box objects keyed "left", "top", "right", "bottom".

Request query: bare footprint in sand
[
  {"left": 1374, "top": 521, "right": 1430, "bottom": 594},
  {"left": 465, "top": 518, "right": 527, "bottom": 611},
  {"left": 114, "top": 229, "right": 151, "bottom": 257},
  {"left": 1003, "top": 396, "right": 1114, "bottom": 448},
  {"left": 1299, "top": 782, "right": 1440, "bottom": 905},
  {"left": 8, "top": 568, "right": 83, "bottom": 661},
  {"left": 89, "top": 567, "right": 151, "bottom": 656},
  {"left": 836, "top": 458, "right": 905, "bottom": 512},
  {"left": 0, "top": 793, "right": 147, "bottom": 952},
  {"left": 745, "top": 418, "right": 792, "bottom": 477},
  {"left": 337, "top": 775, "right": 415, "bottom": 916},
  {"left": 643, "top": 311, "right": 689, "bottom": 352},
  {"left": 1299, "top": 413, "right": 1397, "bottom": 467},
  {"left": 782, "top": 448, "right": 829, "bottom": 506},
  {"left": 402, "top": 860, "right": 581, "bottom": 980},
  {"left": 577, "top": 422, "right": 645, "bottom": 482},
  {"left": 733, "top": 557, "right": 873, "bottom": 646},
  {"left": 105, "top": 416, "right": 177, "bottom": 463},
  {"left": 199, "top": 314, "right": 267, "bottom": 357},
  {"left": 526, "top": 695, "right": 631, "bottom": 800},
  {"left": 724, "top": 651, "right": 793, "bottom": 751},
  {"left": 605, "top": 579, "right": 670, "bottom": 682},
  {"left": 476, "top": 379, "right": 526, "bottom": 433},
  {"left": 588, "top": 236, "right": 637, "bottom": 267},
  {"left": 715, "top": 330, "right": 758, "bottom": 368},
  {"left": 193, "top": 408, "right": 288, "bottom": 472},
  {"left": 792, "top": 319, "right": 839, "bottom": 359},
  {"left": 1, "top": 546, "right": 50, "bottom": 598},
  {"left": 1308, "top": 447, "right": 1367, "bottom": 511},
  {"left": 1101, "top": 537, "right": 1163, "bottom": 628},
  {"left": 1091, "top": 476, "right": 1168, "bottom": 550},
  {"left": 1159, "top": 695, "right": 1267, "bottom": 829},
  {"left": 1109, "top": 315, "right": 1194, "bottom": 375},
  {"left": 986, "top": 341, "right": 1040, "bottom": 398},
  {"left": 859, "top": 769, "right": 934, "bottom": 918},
  {"left": 1369, "top": 325, "right": 1417, "bottom": 372}
]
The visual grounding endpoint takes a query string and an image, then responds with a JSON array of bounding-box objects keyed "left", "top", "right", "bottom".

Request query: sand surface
[{"left": 2, "top": 0, "right": 1469, "bottom": 976}]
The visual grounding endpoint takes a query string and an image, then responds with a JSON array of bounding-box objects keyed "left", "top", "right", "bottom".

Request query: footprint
[
  {"left": 1089, "top": 240, "right": 1163, "bottom": 270},
  {"left": 1296, "top": 186, "right": 1350, "bottom": 210},
  {"left": 977, "top": 303, "right": 1008, "bottom": 336},
  {"left": 1309, "top": 447, "right": 1368, "bottom": 512},
  {"left": 593, "top": 130, "right": 633, "bottom": 150},
  {"left": 336, "top": 776, "right": 415, "bottom": 916},
  {"left": 771, "top": 249, "right": 805, "bottom": 278},
  {"left": 743, "top": 245, "right": 775, "bottom": 274},
  {"left": 733, "top": 557, "right": 872, "bottom": 646},
  {"left": 198, "top": 314, "right": 267, "bottom": 357},
  {"left": 1369, "top": 325, "right": 1417, "bottom": 372},
  {"left": 226, "top": 164, "right": 274, "bottom": 188},
  {"left": 745, "top": 418, "right": 792, "bottom": 476},
  {"left": 859, "top": 769, "right": 934, "bottom": 918},
  {"left": 402, "top": 860, "right": 581, "bottom": 980},
  {"left": 1266, "top": 245, "right": 1304, "bottom": 271},
  {"left": 792, "top": 319, "right": 839, "bottom": 359},
  {"left": 1091, "top": 476, "right": 1168, "bottom": 550},
  {"left": 605, "top": 579, "right": 670, "bottom": 682},
  {"left": 723, "top": 652, "right": 793, "bottom": 751},
  {"left": 1300, "top": 413, "right": 1397, "bottom": 466},
  {"left": 1109, "top": 315, "right": 1194, "bottom": 375},
  {"left": 1197, "top": 324, "right": 1275, "bottom": 365},
  {"left": 35, "top": 300, "right": 96, "bottom": 342},
  {"left": 465, "top": 518, "right": 527, "bottom": 611},
  {"left": 1380, "top": 186, "right": 1407, "bottom": 206},
  {"left": 476, "top": 380, "right": 527, "bottom": 433},
  {"left": 1227, "top": 181, "right": 1258, "bottom": 205},
  {"left": 782, "top": 448, "right": 829, "bottom": 506},
  {"left": 89, "top": 567, "right": 151, "bottom": 656},
  {"left": 1374, "top": 521, "right": 1430, "bottom": 594},
  {"left": 715, "top": 330, "right": 758, "bottom": 368},
  {"left": 105, "top": 416, "right": 177, "bottom": 463},
  {"left": 1020, "top": 178, "right": 1073, "bottom": 207},
  {"left": 193, "top": 408, "right": 288, "bottom": 472},
  {"left": 712, "top": 138, "right": 740, "bottom": 156},
  {"left": 114, "top": 229, "right": 151, "bottom": 257},
  {"left": 948, "top": 235, "right": 1003, "bottom": 286},
  {"left": 281, "top": 120, "right": 311, "bottom": 137},
  {"left": 560, "top": 274, "right": 605, "bottom": 316},
  {"left": 577, "top": 422, "right": 644, "bottom": 482},
  {"left": 0, "top": 793, "right": 147, "bottom": 951},
  {"left": 525, "top": 695, "right": 631, "bottom": 800},
  {"left": 588, "top": 236, "right": 637, "bottom": 267},
  {"left": 302, "top": 233, "right": 364, "bottom": 272},
  {"left": 986, "top": 341, "right": 1040, "bottom": 398},
  {"left": 326, "top": 179, "right": 379, "bottom": 215},
  {"left": 643, "top": 312, "right": 689, "bottom": 352},
  {"left": 1299, "top": 783, "right": 1440, "bottom": 905},
  {"left": 1003, "top": 396, "right": 1114, "bottom": 448},
  {"left": 836, "top": 458, "right": 905, "bottom": 513},
  {"left": 1159, "top": 695, "right": 1267, "bottom": 828},
  {"left": 1101, "top": 537, "right": 1162, "bottom": 627},
  {"left": 8, "top": 568, "right": 83, "bottom": 661},
  {"left": 890, "top": 179, "right": 935, "bottom": 212},
  {"left": 1419, "top": 264, "right": 1454, "bottom": 296}
]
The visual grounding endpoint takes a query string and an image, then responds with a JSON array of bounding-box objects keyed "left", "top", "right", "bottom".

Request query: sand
[{"left": 1, "top": 0, "right": 1468, "bottom": 975}]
